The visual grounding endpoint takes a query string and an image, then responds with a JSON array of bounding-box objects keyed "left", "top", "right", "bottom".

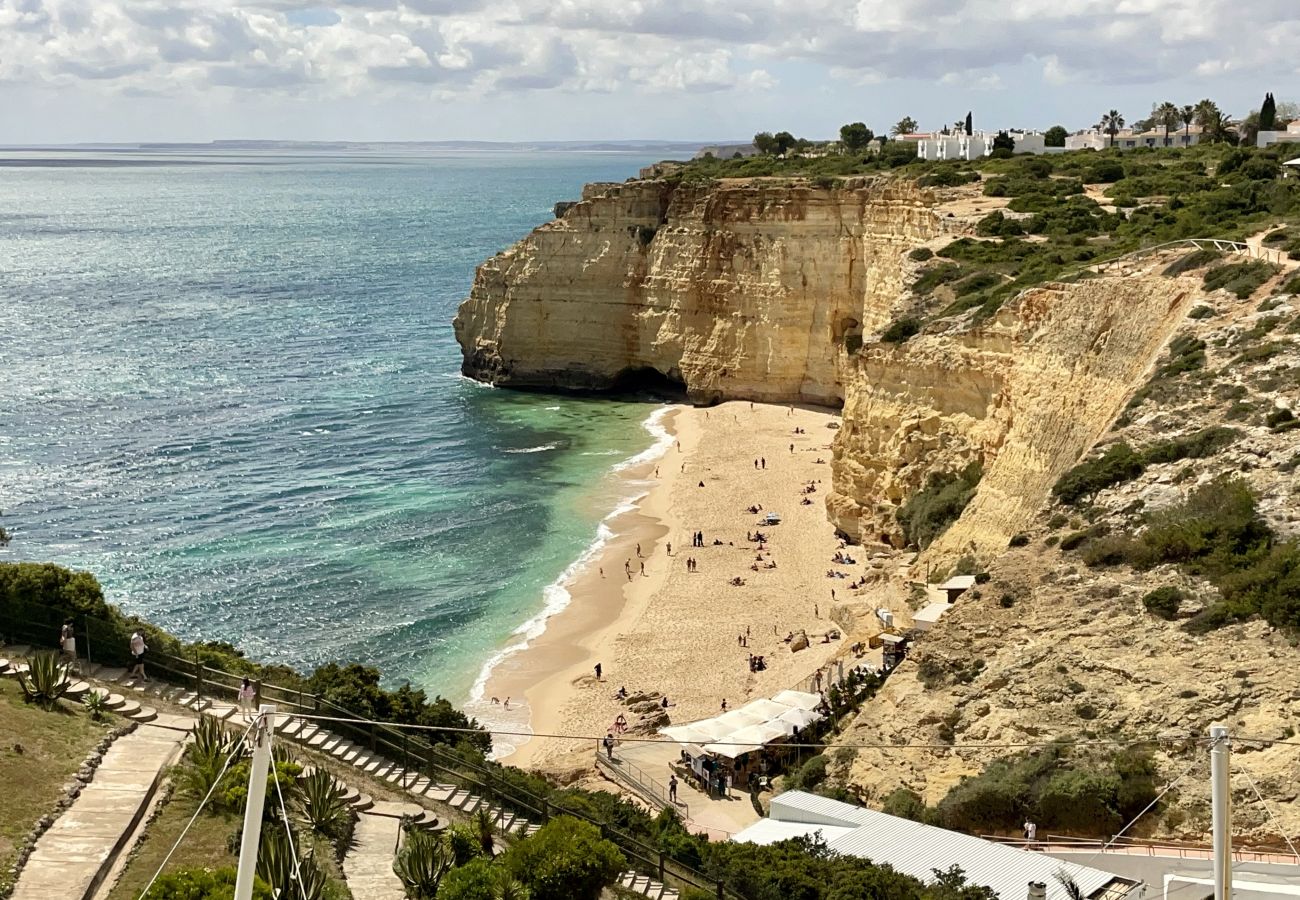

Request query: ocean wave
[
  {"left": 466, "top": 404, "right": 677, "bottom": 759},
  {"left": 504, "top": 443, "right": 559, "bottom": 454},
  {"left": 444, "top": 372, "right": 496, "bottom": 389}
]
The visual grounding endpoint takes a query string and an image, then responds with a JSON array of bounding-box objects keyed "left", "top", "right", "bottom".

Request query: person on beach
[
  {"left": 720, "top": 698, "right": 728, "bottom": 711},
  {"left": 655, "top": 466, "right": 659, "bottom": 477},
  {"left": 640, "top": 561, "right": 645, "bottom": 576},
  {"left": 595, "top": 663, "right": 602, "bottom": 680},
  {"left": 599, "top": 567, "right": 604, "bottom": 578},
  {"left": 669, "top": 774, "right": 678, "bottom": 802},
  {"left": 761, "top": 457, "right": 766, "bottom": 469},
  {"left": 604, "top": 733, "right": 615, "bottom": 760},
  {"left": 239, "top": 677, "right": 256, "bottom": 721},
  {"left": 128, "top": 630, "right": 148, "bottom": 681},
  {"left": 789, "top": 443, "right": 794, "bottom": 453},
  {"left": 753, "top": 459, "right": 758, "bottom": 469},
  {"left": 504, "top": 697, "right": 511, "bottom": 709},
  {"left": 667, "top": 542, "right": 672, "bottom": 555},
  {"left": 636, "top": 543, "right": 642, "bottom": 558}
]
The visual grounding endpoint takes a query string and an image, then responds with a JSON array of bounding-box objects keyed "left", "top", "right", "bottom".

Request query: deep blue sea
[{"left": 0, "top": 149, "right": 663, "bottom": 703}]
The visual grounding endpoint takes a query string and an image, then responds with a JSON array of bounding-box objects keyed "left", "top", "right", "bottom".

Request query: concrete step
[
  {"left": 0, "top": 658, "right": 10, "bottom": 674},
  {"left": 339, "top": 745, "right": 364, "bottom": 764},
  {"left": 278, "top": 718, "right": 307, "bottom": 738},
  {"left": 204, "top": 704, "right": 237, "bottom": 721},
  {"left": 296, "top": 723, "right": 320, "bottom": 742},
  {"left": 620, "top": 873, "right": 637, "bottom": 890},
  {"left": 340, "top": 786, "right": 361, "bottom": 805},
  {"left": 104, "top": 693, "right": 126, "bottom": 710},
  {"left": 329, "top": 742, "right": 356, "bottom": 759},
  {"left": 64, "top": 680, "right": 90, "bottom": 699},
  {"left": 524, "top": 824, "right": 540, "bottom": 836},
  {"left": 6, "top": 663, "right": 30, "bottom": 679},
  {"left": 352, "top": 793, "right": 373, "bottom": 813},
  {"left": 4, "top": 645, "right": 32, "bottom": 658},
  {"left": 130, "top": 706, "right": 158, "bottom": 724},
  {"left": 306, "top": 730, "right": 331, "bottom": 749},
  {"left": 116, "top": 699, "right": 142, "bottom": 717},
  {"left": 95, "top": 666, "right": 128, "bottom": 682},
  {"left": 425, "top": 784, "right": 456, "bottom": 803}
]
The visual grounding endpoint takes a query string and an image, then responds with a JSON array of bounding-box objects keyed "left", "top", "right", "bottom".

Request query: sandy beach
[{"left": 480, "top": 401, "right": 853, "bottom": 777}]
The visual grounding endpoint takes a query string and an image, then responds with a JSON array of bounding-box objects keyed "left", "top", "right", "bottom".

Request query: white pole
[
  {"left": 234, "top": 704, "right": 276, "bottom": 900},
  {"left": 1210, "top": 724, "right": 1231, "bottom": 900}
]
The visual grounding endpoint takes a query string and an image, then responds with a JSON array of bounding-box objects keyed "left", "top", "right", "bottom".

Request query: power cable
[
  {"left": 269, "top": 730, "right": 306, "bottom": 891},
  {"left": 1078, "top": 753, "right": 1204, "bottom": 871},
  {"left": 139, "top": 719, "right": 256, "bottom": 898},
  {"left": 1235, "top": 759, "right": 1300, "bottom": 861},
  {"left": 280, "top": 711, "right": 1206, "bottom": 752}
]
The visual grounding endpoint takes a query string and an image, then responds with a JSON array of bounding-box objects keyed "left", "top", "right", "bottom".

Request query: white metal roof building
[{"left": 733, "top": 791, "right": 1144, "bottom": 900}]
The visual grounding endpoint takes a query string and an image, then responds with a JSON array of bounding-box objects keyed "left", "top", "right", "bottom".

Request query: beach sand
[{"left": 482, "top": 401, "right": 851, "bottom": 777}]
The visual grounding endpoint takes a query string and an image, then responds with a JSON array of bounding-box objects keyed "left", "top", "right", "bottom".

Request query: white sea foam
[
  {"left": 444, "top": 372, "right": 497, "bottom": 389},
  {"left": 466, "top": 404, "right": 677, "bottom": 759},
  {"left": 504, "top": 443, "right": 559, "bottom": 454}
]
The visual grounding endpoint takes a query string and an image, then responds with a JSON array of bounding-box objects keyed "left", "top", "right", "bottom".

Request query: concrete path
[
  {"left": 342, "top": 802, "right": 419, "bottom": 900},
  {"left": 12, "top": 723, "right": 191, "bottom": 900}
]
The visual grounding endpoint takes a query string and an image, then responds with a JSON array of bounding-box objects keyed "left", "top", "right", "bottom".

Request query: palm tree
[
  {"left": 1100, "top": 110, "right": 1125, "bottom": 147},
  {"left": 891, "top": 116, "right": 918, "bottom": 137},
  {"left": 1180, "top": 104, "right": 1196, "bottom": 140},
  {"left": 1055, "top": 872, "right": 1086, "bottom": 900},
  {"left": 1193, "top": 99, "right": 1221, "bottom": 129},
  {"left": 1156, "top": 101, "right": 1180, "bottom": 146}
]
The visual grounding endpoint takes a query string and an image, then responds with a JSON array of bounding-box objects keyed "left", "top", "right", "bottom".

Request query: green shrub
[
  {"left": 1143, "top": 586, "right": 1184, "bottom": 620},
  {"left": 1142, "top": 426, "right": 1238, "bottom": 465},
  {"left": 1188, "top": 305, "right": 1214, "bottom": 319},
  {"left": 1163, "top": 247, "right": 1222, "bottom": 277},
  {"left": 880, "top": 317, "right": 922, "bottom": 344},
  {"left": 1047, "top": 513, "right": 1070, "bottom": 529},
  {"left": 504, "top": 816, "right": 626, "bottom": 900},
  {"left": 1266, "top": 408, "right": 1296, "bottom": 430},
  {"left": 1008, "top": 533, "right": 1030, "bottom": 548},
  {"left": 909, "top": 247, "right": 935, "bottom": 262},
  {"left": 897, "top": 462, "right": 983, "bottom": 549},
  {"left": 394, "top": 829, "right": 455, "bottom": 899},
  {"left": 1052, "top": 444, "right": 1145, "bottom": 505},
  {"left": 881, "top": 788, "right": 929, "bottom": 821},
  {"left": 912, "top": 262, "right": 964, "bottom": 295},
  {"left": 1203, "top": 261, "right": 1278, "bottom": 299},
  {"left": 436, "top": 858, "right": 498, "bottom": 900},
  {"left": 1059, "top": 524, "right": 1109, "bottom": 552},
  {"left": 295, "top": 770, "right": 355, "bottom": 855},
  {"left": 1278, "top": 274, "right": 1300, "bottom": 296},
  {"left": 786, "top": 755, "right": 829, "bottom": 791},
  {"left": 953, "top": 271, "right": 1004, "bottom": 297},
  {"left": 18, "top": 652, "right": 71, "bottom": 709},
  {"left": 146, "top": 866, "right": 273, "bottom": 900}
]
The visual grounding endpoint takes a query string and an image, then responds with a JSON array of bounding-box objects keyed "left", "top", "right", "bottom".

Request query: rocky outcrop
[
  {"left": 454, "top": 177, "right": 943, "bottom": 405},
  {"left": 827, "top": 276, "right": 1197, "bottom": 559}
]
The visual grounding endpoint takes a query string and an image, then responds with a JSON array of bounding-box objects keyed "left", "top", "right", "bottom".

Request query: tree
[
  {"left": 1260, "top": 92, "right": 1277, "bottom": 131},
  {"left": 1193, "top": 98, "right": 1221, "bottom": 130},
  {"left": 839, "top": 122, "right": 874, "bottom": 151},
  {"left": 991, "top": 131, "right": 1015, "bottom": 152},
  {"left": 1180, "top": 104, "right": 1196, "bottom": 139},
  {"left": 965, "top": 111, "right": 973, "bottom": 135},
  {"left": 1099, "top": 110, "right": 1125, "bottom": 147},
  {"left": 503, "top": 816, "right": 625, "bottom": 900},
  {"left": 1043, "top": 125, "right": 1068, "bottom": 147},
  {"left": 772, "top": 130, "right": 797, "bottom": 155},
  {"left": 1155, "top": 101, "right": 1180, "bottom": 146},
  {"left": 891, "top": 116, "right": 918, "bottom": 136},
  {"left": 752, "top": 131, "right": 777, "bottom": 155}
]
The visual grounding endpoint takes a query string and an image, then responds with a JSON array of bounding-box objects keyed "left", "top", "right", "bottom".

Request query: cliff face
[
  {"left": 454, "top": 178, "right": 943, "bottom": 405},
  {"left": 827, "top": 276, "right": 1197, "bottom": 559}
]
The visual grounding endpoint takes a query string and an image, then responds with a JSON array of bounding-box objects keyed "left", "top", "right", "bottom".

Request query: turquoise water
[{"left": 0, "top": 150, "right": 664, "bottom": 701}]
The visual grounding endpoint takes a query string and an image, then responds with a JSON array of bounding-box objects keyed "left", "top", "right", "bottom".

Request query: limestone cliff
[
  {"left": 454, "top": 177, "right": 943, "bottom": 405},
  {"left": 827, "top": 276, "right": 1197, "bottom": 559}
]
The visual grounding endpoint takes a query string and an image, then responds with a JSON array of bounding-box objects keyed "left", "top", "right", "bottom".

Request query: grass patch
[
  {"left": 1203, "top": 261, "right": 1279, "bottom": 299},
  {"left": 106, "top": 790, "right": 243, "bottom": 900},
  {"left": 1053, "top": 444, "right": 1145, "bottom": 505},
  {"left": 0, "top": 679, "right": 114, "bottom": 896},
  {"left": 1142, "top": 426, "right": 1239, "bottom": 465},
  {"left": 880, "top": 317, "right": 922, "bottom": 344},
  {"left": 1163, "top": 247, "right": 1222, "bottom": 277}
]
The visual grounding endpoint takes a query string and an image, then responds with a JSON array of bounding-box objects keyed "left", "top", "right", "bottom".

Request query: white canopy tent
[
  {"left": 729, "top": 721, "right": 794, "bottom": 744},
  {"left": 777, "top": 707, "right": 823, "bottom": 730},
  {"left": 737, "top": 698, "right": 793, "bottom": 719},
  {"left": 659, "top": 689, "right": 827, "bottom": 760},
  {"left": 702, "top": 741, "right": 764, "bottom": 759},
  {"left": 770, "top": 689, "right": 822, "bottom": 711}
]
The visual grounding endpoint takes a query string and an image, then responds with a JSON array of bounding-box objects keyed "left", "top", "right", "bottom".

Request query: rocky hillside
[{"left": 832, "top": 267, "right": 1300, "bottom": 842}]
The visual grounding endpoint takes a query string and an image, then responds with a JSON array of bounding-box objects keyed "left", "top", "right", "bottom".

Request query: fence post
[
  {"left": 313, "top": 693, "right": 321, "bottom": 712},
  {"left": 717, "top": 880, "right": 724, "bottom": 899},
  {"left": 254, "top": 679, "right": 263, "bottom": 709},
  {"left": 541, "top": 798, "right": 549, "bottom": 822},
  {"left": 401, "top": 732, "right": 409, "bottom": 788},
  {"left": 370, "top": 721, "right": 377, "bottom": 752},
  {"left": 658, "top": 851, "right": 666, "bottom": 881},
  {"left": 194, "top": 649, "right": 203, "bottom": 701}
]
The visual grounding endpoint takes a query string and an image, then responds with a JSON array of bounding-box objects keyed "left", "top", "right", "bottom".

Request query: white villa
[
  {"left": 914, "top": 129, "right": 1051, "bottom": 161},
  {"left": 1066, "top": 126, "right": 1204, "bottom": 151},
  {"left": 1257, "top": 119, "right": 1300, "bottom": 148}
]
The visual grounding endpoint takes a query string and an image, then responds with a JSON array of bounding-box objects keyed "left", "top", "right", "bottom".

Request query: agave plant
[
  {"left": 492, "top": 870, "right": 531, "bottom": 900},
  {"left": 177, "top": 717, "right": 246, "bottom": 802},
  {"left": 294, "top": 769, "right": 355, "bottom": 853},
  {"left": 393, "top": 829, "right": 453, "bottom": 900},
  {"left": 83, "top": 690, "right": 110, "bottom": 721},
  {"left": 19, "top": 652, "right": 70, "bottom": 709},
  {"left": 256, "top": 823, "right": 330, "bottom": 900}
]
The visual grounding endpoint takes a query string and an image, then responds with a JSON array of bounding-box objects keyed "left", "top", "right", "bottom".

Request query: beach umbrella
[
  {"left": 702, "top": 741, "right": 763, "bottom": 759},
  {"left": 660, "top": 723, "right": 713, "bottom": 744},
  {"left": 771, "top": 689, "right": 822, "bottom": 711},
  {"left": 777, "top": 707, "right": 822, "bottom": 730},
  {"left": 715, "top": 708, "right": 767, "bottom": 731},
  {"left": 737, "top": 698, "right": 793, "bottom": 719},
  {"left": 728, "top": 721, "right": 790, "bottom": 745}
]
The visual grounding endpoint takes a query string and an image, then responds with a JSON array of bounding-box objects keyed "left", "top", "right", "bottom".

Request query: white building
[
  {"left": 915, "top": 130, "right": 1050, "bottom": 160},
  {"left": 1066, "top": 127, "right": 1203, "bottom": 151},
  {"left": 1257, "top": 120, "right": 1300, "bottom": 148},
  {"left": 733, "top": 791, "right": 1144, "bottom": 900}
]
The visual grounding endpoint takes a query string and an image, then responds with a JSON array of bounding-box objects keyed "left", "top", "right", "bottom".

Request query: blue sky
[{"left": 0, "top": 0, "right": 1295, "bottom": 143}]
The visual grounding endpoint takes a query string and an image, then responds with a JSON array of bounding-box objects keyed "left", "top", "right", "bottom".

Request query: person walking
[
  {"left": 594, "top": 662, "right": 602, "bottom": 681},
  {"left": 669, "top": 774, "right": 678, "bottom": 803},
  {"left": 238, "top": 677, "right": 256, "bottom": 721},
  {"left": 59, "top": 618, "right": 76, "bottom": 662},
  {"left": 128, "top": 630, "right": 148, "bottom": 681},
  {"left": 603, "top": 733, "right": 615, "bottom": 760}
]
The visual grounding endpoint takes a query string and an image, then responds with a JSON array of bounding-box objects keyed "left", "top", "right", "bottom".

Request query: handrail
[
  {"left": 595, "top": 750, "right": 690, "bottom": 821},
  {"left": 0, "top": 599, "right": 744, "bottom": 899}
]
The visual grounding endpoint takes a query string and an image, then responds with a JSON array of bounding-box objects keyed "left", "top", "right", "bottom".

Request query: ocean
[{"left": 0, "top": 149, "right": 666, "bottom": 703}]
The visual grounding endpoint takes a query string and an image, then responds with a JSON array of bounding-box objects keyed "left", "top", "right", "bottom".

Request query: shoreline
[
  {"left": 478, "top": 400, "right": 857, "bottom": 776},
  {"left": 463, "top": 405, "right": 682, "bottom": 757}
]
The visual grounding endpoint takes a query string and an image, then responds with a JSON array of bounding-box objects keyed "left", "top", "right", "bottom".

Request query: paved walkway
[
  {"left": 341, "top": 801, "right": 421, "bottom": 900},
  {"left": 12, "top": 722, "right": 191, "bottom": 900}
]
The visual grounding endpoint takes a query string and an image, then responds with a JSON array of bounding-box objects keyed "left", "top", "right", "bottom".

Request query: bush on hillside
[
  {"left": 503, "top": 816, "right": 625, "bottom": 900},
  {"left": 909, "top": 247, "right": 935, "bottom": 262},
  {"left": 1203, "top": 261, "right": 1278, "bottom": 299},
  {"left": 1141, "top": 426, "right": 1238, "bottom": 465},
  {"left": 146, "top": 867, "right": 273, "bottom": 900},
  {"left": 912, "top": 262, "right": 964, "bottom": 295},
  {"left": 1162, "top": 247, "right": 1222, "bottom": 277},
  {"left": 897, "top": 462, "right": 983, "bottom": 549},
  {"left": 1143, "top": 586, "right": 1185, "bottom": 620},
  {"left": 1052, "top": 444, "right": 1145, "bottom": 505},
  {"left": 881, "top": 317, "right": 923, "bottom": 344}
]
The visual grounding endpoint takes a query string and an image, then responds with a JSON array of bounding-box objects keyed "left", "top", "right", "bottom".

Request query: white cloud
[{"left": 0, "top": 0, "right": 1293, "bottom": 137}]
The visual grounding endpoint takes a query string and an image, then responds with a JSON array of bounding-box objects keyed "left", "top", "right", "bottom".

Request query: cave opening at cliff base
[{"left": 608, "top": 365, "right": 687, "bottom": 400}]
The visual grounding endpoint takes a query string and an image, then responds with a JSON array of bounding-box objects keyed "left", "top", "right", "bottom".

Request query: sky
[{"left": 1, "top": 0, "right": 1297, "bottom": 144}]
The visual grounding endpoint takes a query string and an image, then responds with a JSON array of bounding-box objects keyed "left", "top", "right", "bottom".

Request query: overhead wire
[
  {"left": 268, "top": 729, "right": 306, "bottom": 891},
  {"left": 280, "top": 711, "right": 1209, "bottom": 752},
  {"left": 1078, "top": 753, "right": 1204, "bottom": 870},
  {"left": 1235, "top": 758, "right": 1300, "bottom": 861},
  {"left": 138, "top": 718, "right": 256, "bottom": 899}
]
